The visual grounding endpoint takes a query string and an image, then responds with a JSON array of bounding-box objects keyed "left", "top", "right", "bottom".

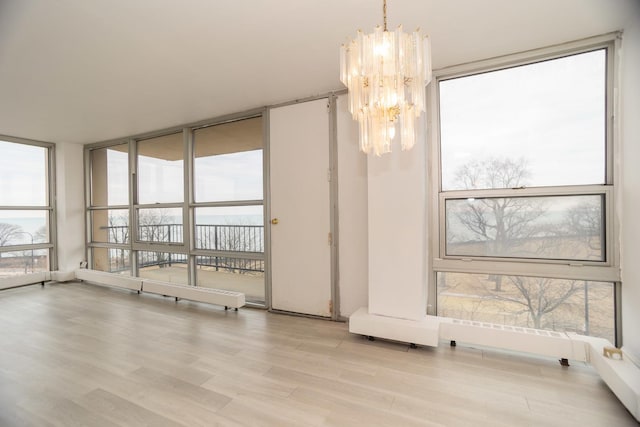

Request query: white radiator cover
[
  {"left": 52, "top": 270, "right": 79, "bottom": 282},
  {"left": 0, "top": 272, "right": 49, "bottom": 290},
  {"left": 75, "top": 269, "right": 143, "bottom": 291},
  {"left": 439, "top": 318, "right": 586, "bottom": 361},
  {"left": 349, "top": 307, "right": 440, "bottom": 346},
  {"left": 72, "top": 269, "right": 245, "bottom": 309},
  {"left": 142, "top": 279, "right": 245, "bottom": 309}
]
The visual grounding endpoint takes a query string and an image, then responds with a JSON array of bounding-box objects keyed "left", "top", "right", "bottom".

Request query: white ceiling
[{"left": 0, "top": 0, "right": 637, "bottom": 145}]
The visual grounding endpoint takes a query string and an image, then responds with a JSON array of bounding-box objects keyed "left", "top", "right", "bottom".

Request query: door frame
[{"left": 264, "top": 93, "right": 341, "bottom": 320}]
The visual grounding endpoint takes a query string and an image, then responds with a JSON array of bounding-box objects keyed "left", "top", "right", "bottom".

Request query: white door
[{"left": 269, "top": 99, "right": 332, "bottom": 317}]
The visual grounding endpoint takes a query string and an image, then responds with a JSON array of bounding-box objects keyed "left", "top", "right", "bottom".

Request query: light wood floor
[{"left": 0, "top": 282, "right": 636, "bottom": 427}]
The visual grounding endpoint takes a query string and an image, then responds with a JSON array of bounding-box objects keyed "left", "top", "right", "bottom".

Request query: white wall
[
  {"left": 55, "top": 142, "right": 85, "bottom": 272},
  {"left": 366, "top": 125, "right": 427, "bottom": 321},
  {"left": 336, "top": 95, "right": 368, "bottom": 318},
  {"left": 619, "top": 3, "right": 640, "bottom": 363}
]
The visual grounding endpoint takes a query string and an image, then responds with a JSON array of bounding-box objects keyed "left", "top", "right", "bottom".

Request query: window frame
[
  {"left": 84, "top": 112, "right": 266, "bottom": 298},
  {"left": 189, "top": 117, "right": 265, "bottom": 292},
  {"left": 428, "top": 34, "right": 620, "bottom": 316},
  {"left": 439, "top": 185, "right": 613, "bottom": 268},
  {"left": 0, "top": 135, "right": 57, "bottom": 276},
  {"left": 86, "top": 140, "right": 132, "bottom": 272}
]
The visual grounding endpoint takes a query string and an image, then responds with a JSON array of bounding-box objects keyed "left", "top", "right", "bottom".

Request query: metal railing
[
  {"left": 195, "top": 224, "right": 263, "bottom": 252},
  {"left": 138, "top": 223, "right": 184, "bottom": 244},
  {"left": 103, "top": 223, "right": 264, "bottom": 274}
]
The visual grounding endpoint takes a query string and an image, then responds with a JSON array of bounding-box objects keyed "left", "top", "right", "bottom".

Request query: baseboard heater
[
  {"left": 75, "top": 269, "right": 143, "bottom": 291},
  {"left": 0, "top": 272, "right": 50, "bottom": 290},
  {"left": 350, "top": 307, "right": 640, "bottom": 422},
  {"left": 0, "top": 270, "right": 80, "bottom": 290},
  {"left": 141, "top": 279, "right": 245, "bottom": 310},
  {"left": 72, "top": 269, "right": 244, "bottom": 310},
  {"left": 439, "top": 318, "right": 586, "bottom": 361}
]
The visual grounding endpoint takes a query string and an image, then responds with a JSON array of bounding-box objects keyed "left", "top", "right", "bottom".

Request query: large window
[
  {"left": 192, "top": 117, "right": 264, "bottom": 303},
  {"left": 432, "top": 37, "right": 618, "bottom": 342},
  {"left": 88, "top": 143, "right": 130, "bottom": 275},
  {"left": 86, "top": 115, "right": 265, "bottom": 304},
  {"left": 0, "top": 138, "right": 55, "bottom": 279}
]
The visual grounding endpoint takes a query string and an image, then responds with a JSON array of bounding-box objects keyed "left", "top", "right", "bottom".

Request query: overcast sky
[
  {"left": 439, "top": 49, "right": 605, "bottom": 191},
  {"left": 0, "top": 141, "right": 47, "bottom": 221}
]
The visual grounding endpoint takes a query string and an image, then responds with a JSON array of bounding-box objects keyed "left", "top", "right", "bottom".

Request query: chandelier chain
[{"left": 383, "top": 0, "right": 387, "bottom": 31}]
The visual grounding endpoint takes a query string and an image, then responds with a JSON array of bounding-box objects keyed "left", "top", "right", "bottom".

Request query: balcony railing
[
  {"left": 103, "top": 223, "right": 264, "bottom": 274},
  {"left": 194, "top": 224, "right": 263, "bottom": 253}
]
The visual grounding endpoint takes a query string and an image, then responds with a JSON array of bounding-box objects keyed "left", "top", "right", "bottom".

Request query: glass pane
[
  {"left": 0, "top": 211, "right": 49, "bottom": 246},
  {"left": 138, "top": 133, "right": 183, "bottom": 204},
  {"left": 446, "top": 194, "right": 604, "bottom": 261},
  {"left": 91, "top": 209, "right": 129, "bottom": 243},
  {"left": 194, "top": 117, "right": 263, "bottom": 203},
  {"left": 440, "top": 49, "right": 606, "bottom": 190},
  {"left": 91, "top": 248, "right": 130, "bottom": 275},
  {"left": 196, "top": 256, "right": 264, "bottom": 304},
  {"left": 138, "top": 251, "right": 188, "bottom": 285},
  {"left": 0, "top": 249, "right": 49, "bottom": 278},
  {"left": 90, "top": 144, "right": 128, "bottom": 206},
  {"left": 137, "top": 208, "right": 183, "bottom": 244},
  {"left": 194, "top": 206, "right": 263, "bottom": 252},
  {"left": 436, "top": 272, "right": 615, "bottom": 343},
  {"left": 0, "top": 140, "right": 48, "bottom": 206}
]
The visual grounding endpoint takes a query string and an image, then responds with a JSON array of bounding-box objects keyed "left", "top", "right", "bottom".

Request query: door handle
[{"left": 271, "top": 218, "right": 279, "bottom": 225}]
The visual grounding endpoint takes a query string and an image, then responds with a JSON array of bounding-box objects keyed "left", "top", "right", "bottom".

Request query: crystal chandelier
[{"left": 340, "top": 0, "right": 432, "bottom": 156}]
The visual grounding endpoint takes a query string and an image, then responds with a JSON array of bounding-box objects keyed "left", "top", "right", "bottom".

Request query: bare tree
[
  {"left": 491, "top": 277, "right": 581, "bottom": 329},
  {"left": 34, "top": 225, "right": 48, "bottom": 244},
  {"left": 138, "top": 209, "right": 172, "bottom": 243},
  {"left": 562, "top": 199, "right": 607, "bottom": 337},
  {"left": 450, "top": 157, "right": 588, "bottom": 333},
  {"left": 137, "top": 209, "right": 178, "bottom": 268},
  {"left": 0, "top": 223, "right": 23, "bottom": 257},
  {"left": 454, "top": 157, "right": 531, "bottom": 190},
  {"left": 452, "top": 157, "right": 547, "bottom": 290},
  {"left": 563, "top": 199, "right": 602, "bottom": 256},
  {"left": 107, "top": 213, "right": 129, "bottom": 271},
  {"left": 108, "top": 213, "right": 129, "bottom": 244}
]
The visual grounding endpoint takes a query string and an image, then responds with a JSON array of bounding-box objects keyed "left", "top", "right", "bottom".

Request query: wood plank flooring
[{"left": 0, "top": 282, "right": 636, "bottom": 426}]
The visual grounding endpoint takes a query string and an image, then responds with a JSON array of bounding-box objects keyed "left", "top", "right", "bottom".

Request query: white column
[
  {"left": 348, "top": 118, "right": 439, "bottom": 346},
  {"left": 367, "top": 141, "right": 427, "bottom": 321},
  {"left": 55, "top": 142, "right": 85, "bottom": 272}
]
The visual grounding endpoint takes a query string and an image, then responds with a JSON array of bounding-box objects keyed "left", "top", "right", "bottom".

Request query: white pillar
[
  {"left": 367, "top": 143, "right": 427, "bottom": 321},
  {"left": 55, "top": 142, "right": 85, "bottom": 272},
  {"left": 348, "top": 120, "right": 439, "bottom": 346}
]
